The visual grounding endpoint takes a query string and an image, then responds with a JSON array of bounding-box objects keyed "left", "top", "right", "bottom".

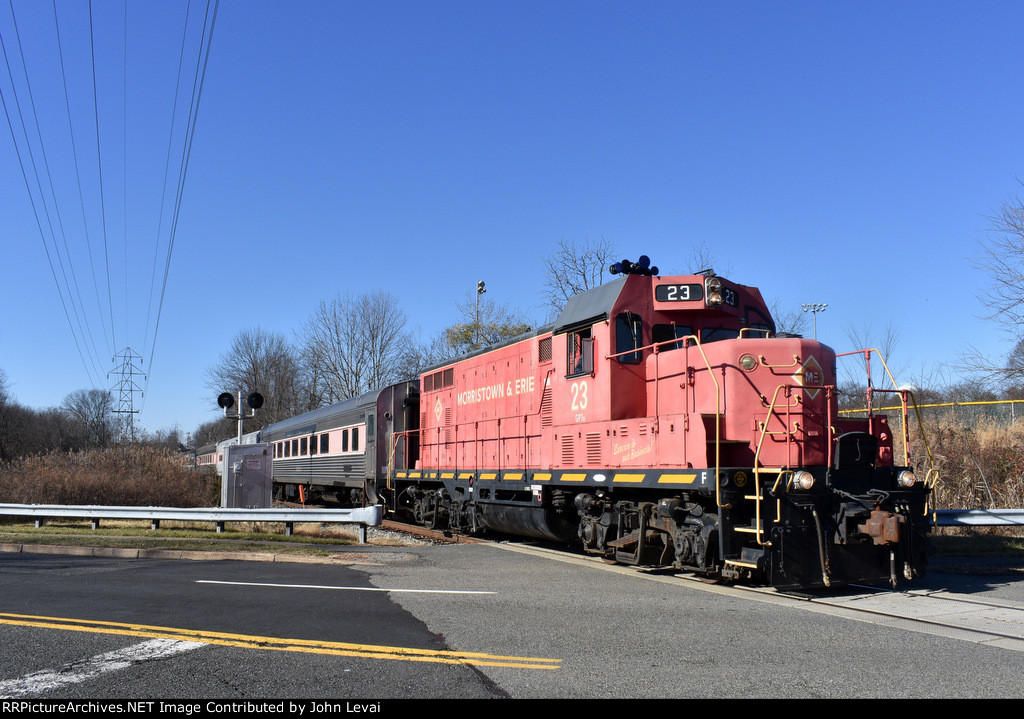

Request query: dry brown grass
[
  {"left": 0, "top": 445, "right": 217, "bottom": 507},
  {"left": 907, "top": 413, "right": 1024, "bottom": 512}
]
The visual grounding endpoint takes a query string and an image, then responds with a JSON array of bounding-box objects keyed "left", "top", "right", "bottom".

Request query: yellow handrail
[
  {"left": 836, "top": 348, "right": 938, "bottom": 480},
  {"left": 750, "top": 385, "right": 800, "bottom": 545},
  {"left": 611, "top": 335, "right": 723, "bottom": 506}
]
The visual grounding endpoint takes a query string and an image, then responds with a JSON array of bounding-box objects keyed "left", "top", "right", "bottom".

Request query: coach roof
[{"left": 260, "top": 388, "right": 381, "bottom": 438}]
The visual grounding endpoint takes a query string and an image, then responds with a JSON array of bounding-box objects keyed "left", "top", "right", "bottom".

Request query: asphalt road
[{"left": 1, "top": 541, "right": 1023, "bottom": 700}]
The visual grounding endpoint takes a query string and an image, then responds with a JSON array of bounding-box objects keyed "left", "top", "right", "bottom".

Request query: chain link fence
[{"left": 842, "top": 400, "right": 1024, "bottom": 517}]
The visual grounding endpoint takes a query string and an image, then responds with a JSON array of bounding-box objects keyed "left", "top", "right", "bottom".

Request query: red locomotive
[{"left": 392, "top": 258, "right": 936, "bottom": 589}]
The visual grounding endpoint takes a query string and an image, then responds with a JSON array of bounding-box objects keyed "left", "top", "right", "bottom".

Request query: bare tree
[
  {"left": 975, "top": 181, "right": 1024, "bottom": 333},
  {"left": 297, "top": 290, "right": 410, "bottom": 403},
  {"left": 685, "top": 239, "right": 732, "bottom": 276},
  {"left": 61, "top": 388, "right": 116, "bottom": 448},
  {"left": 191, "top": 416, "right": 237, "bottom": 449},
  {"left": 0, "top": 370, "right": 20, "bottom": 461},
  {"left": 540, "top": 237, "right": 618, "bottom": 319},
  {"left": 768, "top": 299, "right": 809, "bottom": 336},
  {"left": 394, "top": 329, "right": 454, "bottom": 380},
  {"left": 965, "top": 182, "right": 1024, "bottom": 386},
  {"left": 204, "top": 327, "right": 304, "bottom": 427},
  {"left": 444, "top": 294, "right": 533, "bottom": 355},
  {"left": 838, "top": 323, "right": 906, "bottom": 404}
]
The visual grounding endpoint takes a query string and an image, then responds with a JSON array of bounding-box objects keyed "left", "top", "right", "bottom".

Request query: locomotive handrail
[
  {"left": 838, "top": 398, "right": 1024, "bottom": 414},
  {"left": 607, "top": 335, "right": 723, "bottom": 511},
  {"left": 752, "top": 384, "right": 796, "bottom": 546},
  {"left": 757, "top": 354, "right": 801, "bottom": 369},
  {"left": 751, "top": 382, "right": 837, "bottom": 546},
  {"left": 389, "top": 367, "right": 557, "bottom": 489}
]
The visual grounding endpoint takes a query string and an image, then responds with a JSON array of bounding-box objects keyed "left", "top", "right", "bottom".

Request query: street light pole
[
  {"left": 475, "top": 280, "right": 486, "bottom": 347},
  {"left": 802, "top": 303, "right": 827, "bottom": 339}
]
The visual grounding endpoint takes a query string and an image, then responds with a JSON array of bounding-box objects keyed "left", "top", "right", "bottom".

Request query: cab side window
[
  {"left": 567, "top": 327, "right": 593, "bottom": 377},
  {"left": 615, "top": 313, "right": 643, "bottom": 363}
]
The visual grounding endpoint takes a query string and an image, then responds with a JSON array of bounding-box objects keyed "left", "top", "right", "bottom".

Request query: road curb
[{"left": 0, "top": 542, "right": 388, "bottom": 565}]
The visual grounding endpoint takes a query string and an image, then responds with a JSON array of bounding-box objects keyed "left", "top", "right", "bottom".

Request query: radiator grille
[
  {"left": 560, "top": 435, "right": 575, "bottom": 465},
  {"left": 538, "top": 337, "right": 552, "bottom": 362},
  {"left": 586, "top": 432, "right": 602, "bottom": 465}
]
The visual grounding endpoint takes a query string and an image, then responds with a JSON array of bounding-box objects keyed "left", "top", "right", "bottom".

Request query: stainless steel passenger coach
[{"left": 257, "top": 382, "right": 418, "bottom": 505}]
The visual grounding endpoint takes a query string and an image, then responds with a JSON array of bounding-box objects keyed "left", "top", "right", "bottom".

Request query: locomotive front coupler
[{"left": 830, "top": 487, "right": 907, "bottom": 548}]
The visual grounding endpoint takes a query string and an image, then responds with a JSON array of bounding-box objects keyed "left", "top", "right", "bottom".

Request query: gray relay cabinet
[{"left": 221, "top": 443, "right": 273, "bottom": 508}]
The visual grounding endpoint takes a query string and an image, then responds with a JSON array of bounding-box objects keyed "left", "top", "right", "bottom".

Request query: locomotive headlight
[
  {"left": 739, "top": 354, "right": 757, "bottom": 371},
  {"left": 897, "top": 470, "right": 917, "bottom": 488},
  {"left": 706, "top": 277, "right": 724, "bottom": 308},
  {"left": 792, "top": 471, "right": 816, "bottom": 490}
]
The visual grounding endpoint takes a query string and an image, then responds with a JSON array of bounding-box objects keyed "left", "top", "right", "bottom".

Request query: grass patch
[
  {"left": 930, "top": 532, "right": 1024, "bottom": 559},
  {"left": 0, "top": 518, "right": 382, "bottom": 557}
]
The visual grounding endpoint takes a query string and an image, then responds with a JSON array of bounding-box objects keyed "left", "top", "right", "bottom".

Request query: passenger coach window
[
  {"left": 320, "top": 434, "right": 329, "bottom": 453},
  {"left": 352, "top": 428, "right": 360, "bottom": 451},
  {"left": 567, "top": 327, "right": 593, "bottom": 377},
  {"left": 300, "top": 437, "right": 307, "bottom": 455},
  {"left": 615, "top": 313, "right": 643, "bottom": 363},
  {"left": 342, "top": 431, "right": 349, "bottom": 452}
]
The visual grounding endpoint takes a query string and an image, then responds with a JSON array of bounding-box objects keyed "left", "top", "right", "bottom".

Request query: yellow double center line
[{"left": 0, "top": 612, "right": 560, "bottom": 670}]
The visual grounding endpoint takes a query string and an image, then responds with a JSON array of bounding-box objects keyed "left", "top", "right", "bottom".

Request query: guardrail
[
  {"left": 0, "top": 504, "right": 384, "bottom": 543},
  {"left": 934, "top": 509, "right": 1024, "bottom": 527}
]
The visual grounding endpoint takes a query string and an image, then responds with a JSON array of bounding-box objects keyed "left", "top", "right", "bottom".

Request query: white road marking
[
  {"left": 0, "top": 638, "right": 204, "bottom": 697},
  {"left": 197, "top": 580, "right": 495, "bottom": 594}
]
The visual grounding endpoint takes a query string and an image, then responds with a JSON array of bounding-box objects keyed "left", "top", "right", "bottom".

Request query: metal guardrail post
[{"left": 0, "top": 504, "right": 383, "bottom": 543}]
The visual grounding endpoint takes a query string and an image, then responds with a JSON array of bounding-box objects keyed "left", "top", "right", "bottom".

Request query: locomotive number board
[{"left": 654, "top": 283, "right": 704, "bottom": 302}]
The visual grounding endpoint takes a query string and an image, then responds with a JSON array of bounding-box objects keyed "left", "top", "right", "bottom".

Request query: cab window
[
  {"left": 615, "top": 313, "right": 643, "bottom": 364},
  {"left": 701, "top": 326, "right": 740, "bottom": 343},
  {"left": 653, "top": 323, "right": 692, "bottom": 351},
  {"left": 567, "top": 327, "right": 593, "bottom": 377}
]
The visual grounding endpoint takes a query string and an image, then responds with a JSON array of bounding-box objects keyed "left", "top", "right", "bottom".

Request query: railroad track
[
  {"left": 381, "top": 519, "right": 481, "bottom": 544},
  {"left": 767, "top": 583, "right": 1024, "bottom": 653}
]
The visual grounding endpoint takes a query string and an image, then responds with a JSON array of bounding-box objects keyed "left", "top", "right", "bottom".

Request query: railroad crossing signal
[{"left": 219, "top": 390, "right": 265, "bottom": 445}]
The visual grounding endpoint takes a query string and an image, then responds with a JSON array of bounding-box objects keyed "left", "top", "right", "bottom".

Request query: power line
[
  {"left": 144, "top": 0, "right": 197, "bottom": 366},
  {"left": 87, "top": 0, "right": 116, "bottom": 354},
  {"left": 2, "top": 1, "right": 221, "bottom": 424},
  {"left": 51, "top": 0, "right": 112, "bottom": 359},
  {"left": 142, "top": 0, "right": 220, "bottom": 409},
  {"left": 0, "top": 4, "right": 104, "bottom": 385}
]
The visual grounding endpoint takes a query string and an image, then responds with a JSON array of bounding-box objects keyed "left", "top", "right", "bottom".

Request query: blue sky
[{"left": 1, "top": 0, "right": 1022, "bottom": 439}]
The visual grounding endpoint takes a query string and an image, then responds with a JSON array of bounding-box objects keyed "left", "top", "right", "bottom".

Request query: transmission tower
[{"left": 110, "top": 348, "right": 145, "bottom": 442}]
